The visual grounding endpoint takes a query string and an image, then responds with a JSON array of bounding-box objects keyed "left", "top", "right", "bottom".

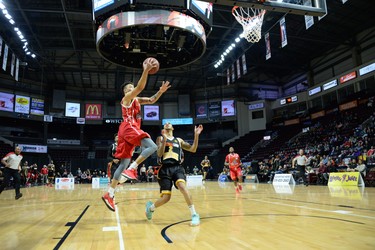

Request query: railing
[{"left": 0, "top": 136, "right": 13, "bottom": 147}]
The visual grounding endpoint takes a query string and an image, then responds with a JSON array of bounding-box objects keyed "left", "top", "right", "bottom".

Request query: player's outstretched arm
[
  {"left": 156, "top": 131, "right": 167, "bottom": 157},
  {"left": 181, "top": 125, "right": 203, "bottom": 153},
  {"left": 124, "top": 60, "right": 154, "bottom": 102},
  {"left": 138, "top": 81, "right": 171, "bottom": 105}
]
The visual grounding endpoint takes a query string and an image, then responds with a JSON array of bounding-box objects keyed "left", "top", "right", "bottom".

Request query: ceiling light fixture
[
  {"left": 0, "top": 1, "right": 37, "bottom": 59},
  {"left": 213, "top": 33, "right": 243, "bottom": 69}
]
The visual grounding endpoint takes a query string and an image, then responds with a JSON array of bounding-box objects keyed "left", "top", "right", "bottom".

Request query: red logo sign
[
  {"left": 85, "top": 104, "right": 102, "bottom": 120},
  {"left": 340, "top": 71, "right": 356, "bottom": 84}
]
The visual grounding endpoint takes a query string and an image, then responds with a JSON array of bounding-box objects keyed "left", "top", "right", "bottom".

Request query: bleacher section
[
  {"left": 0, "top": 141, "right": 13, "bottom": 158},
  {"left": 248, "top": 125, "right": 303, "bottom": 161},
  {"left": 220, "top": 130, "right": 266, "bottom": 160}
]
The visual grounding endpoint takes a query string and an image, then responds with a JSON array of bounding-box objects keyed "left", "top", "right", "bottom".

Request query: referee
[
  {"left": 0, "top": 146, "right": 23, "bottom": 199},
  {"left": 292, "top": 149, "right": 308, "bottom": 186}
]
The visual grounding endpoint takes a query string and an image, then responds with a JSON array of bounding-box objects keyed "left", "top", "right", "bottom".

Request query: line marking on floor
[{"left": 102, "top": 205, "right": 125, "bottom": 250}]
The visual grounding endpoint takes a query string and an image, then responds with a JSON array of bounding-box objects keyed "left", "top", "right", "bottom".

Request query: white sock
[
  {"left": 188, "top": 205, "right": 196, "bottom": 216},
  {"left": 150, "top": 204, "right": 155, "bottom": 212},
  {"left": 108, "top": 187, "right": 115, "bottom": 198},
  {"left": 128, "top": 162, "right": 139, "bottom": 170}
]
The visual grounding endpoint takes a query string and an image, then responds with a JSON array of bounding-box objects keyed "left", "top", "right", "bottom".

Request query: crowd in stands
[
  {"left": 1, "top": 97, "right": 374, "bottom": 189},
  {"left": 234, "top": 104, "right": 375, "bottom": 185}
]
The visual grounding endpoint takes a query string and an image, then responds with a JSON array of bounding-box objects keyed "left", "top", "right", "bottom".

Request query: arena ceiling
[{"left": 1, "top": 0, "right": 375, "bottom": 101}]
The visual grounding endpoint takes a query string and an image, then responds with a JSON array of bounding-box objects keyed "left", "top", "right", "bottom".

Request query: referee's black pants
[
  {"left": 296, "top": 165, "right": 307, "bottom": 184},
  {"left": 0, "top": 168, "right": 21, "bottom": 195}
]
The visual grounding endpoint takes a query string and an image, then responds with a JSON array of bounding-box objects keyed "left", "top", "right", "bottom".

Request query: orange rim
[{"left": 232, "top": 6, "right": 266, "bottom": 21}]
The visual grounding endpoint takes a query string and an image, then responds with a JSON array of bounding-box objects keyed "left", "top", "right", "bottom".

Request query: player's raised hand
[
  {"left": 161, "top": 129, "right": 167, "bottom": 138},
  {"left": 194, "top": 124, "right": 203, "bottom": 135},
  {"left": 143, "top": 58, "right": 154, "bottom": 72},
  {"left": 159, "top": 81, "right": 171, "bottom": 93}
]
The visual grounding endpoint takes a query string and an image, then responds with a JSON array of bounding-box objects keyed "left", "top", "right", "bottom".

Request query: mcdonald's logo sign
[{"left": 85, "top": 104, "right": 102, "bottom": 120}]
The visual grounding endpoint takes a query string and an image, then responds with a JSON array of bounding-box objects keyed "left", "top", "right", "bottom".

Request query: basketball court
[
  {"left": 1, "top": 0, "right": 374, "bottom": 249},
  {"left": 0, "top": 182, "right": 374, "bottom": 249}
]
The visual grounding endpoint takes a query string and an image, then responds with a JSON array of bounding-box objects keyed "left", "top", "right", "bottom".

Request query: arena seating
[{"left": 220, "top": 130, "right": 265, "bottom": 159}]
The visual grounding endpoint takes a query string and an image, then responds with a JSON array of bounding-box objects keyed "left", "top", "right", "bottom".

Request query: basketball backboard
[{"left": 201, "top": 0, "right": 327, "bottom": 16}]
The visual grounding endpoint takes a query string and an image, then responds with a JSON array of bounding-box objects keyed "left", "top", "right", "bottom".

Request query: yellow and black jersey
[
  {"left": 158, "top": 137, "right": 184, "bottom": 165},
  {"left": 201, "top": 159, "right": 210, "bottom": 167}
]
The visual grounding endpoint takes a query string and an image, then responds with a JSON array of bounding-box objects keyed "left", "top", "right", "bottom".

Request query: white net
[{"left": 232, "top": 7, "right": 266, "bottom": 43}]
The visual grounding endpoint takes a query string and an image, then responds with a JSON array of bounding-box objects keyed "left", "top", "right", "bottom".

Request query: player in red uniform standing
[
  {"left": 225, "top": 147, "right": 243, "bottom": 194},
  {"left": 102, "top": 58, "right": 171, "bottom": 212}
]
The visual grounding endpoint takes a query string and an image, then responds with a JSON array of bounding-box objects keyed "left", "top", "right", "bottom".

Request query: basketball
[{"left": 143, "top": 57, "right": 159, "bottom": 75}]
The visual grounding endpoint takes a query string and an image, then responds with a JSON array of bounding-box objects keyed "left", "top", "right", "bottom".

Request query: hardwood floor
[{"left": 0, "top": 181, "right": 374, "bottom": 250}]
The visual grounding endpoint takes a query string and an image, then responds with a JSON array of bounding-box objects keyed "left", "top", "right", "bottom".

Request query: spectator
[
  {"left": 367, "top": 146, "right": 374, "bottom": 157},
  {"left": 347, "top": 159, "right": 366, "bottom": 178},
  {"left": 40, "top": 165, "right": 48, "bottom": 185},
  {"left": 348, "top": 159, "right": 357, "bottom": 169},
  {"left": 317, "top": 161, "right": 328, "bottom": 185},
  {"left": 47, "top": 161, "right": 55, "bottom": 186},
  {"left": 62, "top": 168, "right": 68, "bottom": 177},
  {"left": 81, "top": 171, "right": 88, "bottom": 183},
  {"left": 140, "top": 164, "right": 147, "bottom": 182},
  {"left": 101, "top": 171, "right": 106, "bottom": 178},
  {"left": 193, "top": 166, "right": 199, "bottom": 175},
  {"left": 21, "top": 161, "right": 29, "bottom": 186},
  {"left": 147, "top": 166, "right": 154, "bottom": 182},
  {"left": 76, "top": 168, "right": 82, "bottom": 183}
]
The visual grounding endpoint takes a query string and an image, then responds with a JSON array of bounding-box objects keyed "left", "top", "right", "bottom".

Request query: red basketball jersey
[
  {"left": 121, "top": 98, "right": 142, "bottom": 129},
  {"left": 225, "top": 153, "right": 241, "bottom": 169}
]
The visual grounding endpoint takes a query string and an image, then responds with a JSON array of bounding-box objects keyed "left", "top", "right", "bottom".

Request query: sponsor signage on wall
[
  {"left": 248, "top": 102, "right": 264, "bottom": 110},
  {"left": 162, "top": 118, "right": 193, "bottom": 125},
  {"left": 85, "top": 104, "right": 102, "bottom": 120},
  {"left": 208, "top": 102, "right": 221, "bottom": 119},
  {"left": 339, "top": 100, "right": 357, "bottom": 111},
  {"left": 322, "top": 79, "right": 338, "bottom": 90},
  {"left": 359, "top": 62, "right": 375, "bottom": 76},
  {"left": 195, "top": 103, "right": 207, "bottom": 118},
  {"left": 65, "top": 102, "right": 80, "bottom": 117},
  {"left": 143, "top": 105, "right": 159, "bottom": 121},
  {"left": 15, "top": 95, "right": 30, "bottom": 114},
  {"left": 0, "top": 92, "right": 14, "bottom": 112},
  {"left": 311, "top": 110, "right": 325, "bottom": 119},
  {"left": 17, "top": 144, "right": 47, "bottom": 153},
  {"left": 308, "top": 86, "right": 321, "bottom": 96},
  {"left": 339, "top": 71, "right": 357, "bottom": 84},
  {"left": 104, "top": 118, "right": 122, "bottom": 124},
  {"left": 30, "top": 98, "right": 44, "bottom": 116},
  {"left": 221, "top": 100, "right": 235, "bottom": 117}
]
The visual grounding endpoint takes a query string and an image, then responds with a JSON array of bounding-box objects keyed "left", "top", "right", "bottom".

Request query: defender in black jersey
[
  {"left": 145, "top": 122, "right": 203, "bottom": 226},
  {"left": 107, "top": 133, "right": 120, "bottom": 180}
]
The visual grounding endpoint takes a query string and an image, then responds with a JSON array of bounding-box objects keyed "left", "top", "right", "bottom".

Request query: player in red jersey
[
  {"left": 224, "top": 147, "right": 243, "bottom": 194},
  {"left": 102, "top": 59, "right": 171, "bottom": 212}
]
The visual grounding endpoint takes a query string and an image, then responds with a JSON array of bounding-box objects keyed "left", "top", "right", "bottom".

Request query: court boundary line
[
  {"left": 245, "top": 197, "right": 375, "bottom": 220},
  {"left": 115, "top": 205, "right": 125, "bottom": 250},
  {"left": 160, "top": 213, "right": 364, "bottom": 243},
  {"left": 267, "top": 197, "right": 375, "bottom": 212},
  {"left": 53, "top": 205, "right": 89, "bottom": 250},
  {"left": 101, "top": 205, "right": 125, "bottom": 250}
]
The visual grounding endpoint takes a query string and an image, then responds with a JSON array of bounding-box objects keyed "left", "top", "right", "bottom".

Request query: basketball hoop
[{"left": 232, "top": 6, "right": 266, "bottom": 43}]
